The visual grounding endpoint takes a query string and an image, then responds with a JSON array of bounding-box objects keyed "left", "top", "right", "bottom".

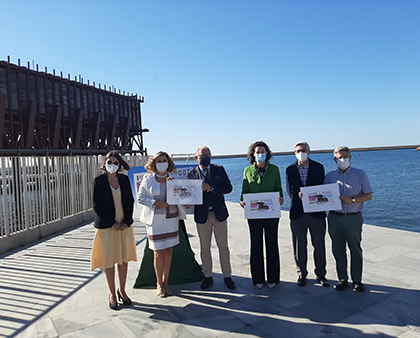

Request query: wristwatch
[{"left": 352, "top": 197, "right": 356, "bottom": 203}]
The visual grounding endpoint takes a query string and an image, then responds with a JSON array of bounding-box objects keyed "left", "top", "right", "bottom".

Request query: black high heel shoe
[
  {"left": 117, "top": 289, "right": 132, "bottom": 305},
  {"left": 109, "top": 294, "right": 118, "bottom": 310}
]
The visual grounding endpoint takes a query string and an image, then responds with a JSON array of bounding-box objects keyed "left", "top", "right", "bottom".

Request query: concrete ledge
[{"left": 0, "top": 209, "right": 95, "bottom": 255}]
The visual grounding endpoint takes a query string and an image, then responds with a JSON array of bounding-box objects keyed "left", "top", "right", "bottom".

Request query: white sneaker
[
  {"left": 267, "top": 283, "right": 277, "bottom": 289},
  {"left": 255, "top": 283, "right": 264, "bottom": 289}
]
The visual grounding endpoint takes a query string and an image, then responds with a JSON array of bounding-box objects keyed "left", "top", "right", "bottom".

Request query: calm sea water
[{"left": 207, "top": 149, "right": 420, "bottom": 233}]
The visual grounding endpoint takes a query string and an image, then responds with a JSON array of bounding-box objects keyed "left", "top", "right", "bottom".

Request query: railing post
[
  {"left": 21, "top": 157, "right": 30, "bottom": 230},
  {"left": 56, "top": 157, "right": 63, "bottom": 219},
  {"left": 69, "top": 156, "right": 76, "bottom": 215},
  {"left": 39, "top": 156, "right": 47, "bottom": 225},
  {"left": 1, "top": 157, "right": 10, "bottom": 236}
]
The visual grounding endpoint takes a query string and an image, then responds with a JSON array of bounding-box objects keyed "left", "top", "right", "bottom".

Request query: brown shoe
[
  {"left": 157, "top": 285, "right": 166, "bottom": 298},
  {"left": 164, "top": 284, "right": 172, "bottom": 296}
]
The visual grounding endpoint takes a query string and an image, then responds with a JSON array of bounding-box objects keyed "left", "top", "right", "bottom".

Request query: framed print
[
  {"left": 243, "top": 192, "right": 281, "bottom": 219},
  {"left": 129, "top": 165, "right": 197, "bottom": 216},
  {"left": 167, "top": 179, "right": 203, "bottom": 205},
  {"left": 301, "top": 183, "right": 342, "bottom": 213}
]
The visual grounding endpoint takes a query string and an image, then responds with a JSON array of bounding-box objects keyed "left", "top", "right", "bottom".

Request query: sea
[{"left": 193, "top": 149, "right": 420, "bottom": 233}]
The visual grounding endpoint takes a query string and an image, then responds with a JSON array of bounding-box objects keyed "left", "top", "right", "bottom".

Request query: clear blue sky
[{"left": 1, "top": 1, "right": 419, "bottom": 155}]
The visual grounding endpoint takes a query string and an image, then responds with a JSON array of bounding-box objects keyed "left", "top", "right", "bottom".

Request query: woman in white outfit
[{"left": 138, "top": 151, "right": 186, "bottom": 297}]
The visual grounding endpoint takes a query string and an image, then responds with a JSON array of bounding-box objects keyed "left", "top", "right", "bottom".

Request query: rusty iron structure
[{"left": 0, "top": 57, "right": 148, "bottom": 156}]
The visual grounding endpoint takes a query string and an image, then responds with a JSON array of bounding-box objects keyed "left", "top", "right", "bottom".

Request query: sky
[{"left": 1, "top": 0, "right": 419, "bottom": 156}]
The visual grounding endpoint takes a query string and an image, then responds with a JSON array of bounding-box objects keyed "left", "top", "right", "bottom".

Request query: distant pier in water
[{"left": 173, "top": 144, "right": 420, "bottom": 161}]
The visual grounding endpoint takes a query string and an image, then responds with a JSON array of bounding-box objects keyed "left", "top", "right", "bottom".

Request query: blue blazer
[
  {"left": 187, "top": 164, "right": 232, "bottom": 223},
  {"left": 286, "top": 158, "right": 326, "bottom": 220}
]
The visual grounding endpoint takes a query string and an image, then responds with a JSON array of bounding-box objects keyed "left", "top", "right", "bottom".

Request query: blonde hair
[{"left": 145, "top": 151, "right": 176, "bottom": 173}]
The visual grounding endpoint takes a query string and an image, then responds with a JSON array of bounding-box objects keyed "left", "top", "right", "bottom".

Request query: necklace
[{"left": 155, "top": 172, "right": 168, "bottom": 178}]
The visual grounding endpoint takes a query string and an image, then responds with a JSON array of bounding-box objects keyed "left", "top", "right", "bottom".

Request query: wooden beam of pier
[{"left": 0, "top": 59, "right": 148, "bottom": 156}]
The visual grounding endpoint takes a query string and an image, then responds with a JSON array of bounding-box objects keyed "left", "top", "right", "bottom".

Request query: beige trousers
[{"left": 196, "top": 211, "right": 232, "bottom": 278}]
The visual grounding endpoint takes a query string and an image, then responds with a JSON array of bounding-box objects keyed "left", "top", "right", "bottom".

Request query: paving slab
[{"left": 1, "top": 201, "right": 420, "bottom": 337}]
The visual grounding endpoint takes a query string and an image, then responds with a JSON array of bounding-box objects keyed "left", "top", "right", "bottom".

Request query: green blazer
[{"left": 241, "top": 162, "right": 283, "bottom": 201}]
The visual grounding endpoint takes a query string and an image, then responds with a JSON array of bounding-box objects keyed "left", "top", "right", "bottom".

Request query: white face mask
[
  {"left": 106, "top": 163, "right": 119, "bottom": 174},
  {"left": 156, "top": 162, "right": 169, "bottom": 173},
  {"left": 337, "top": 158, "right": 350, "bottom": 170},
  {"left": 296, "top": 152, "right": 308, "bottom": 162}
]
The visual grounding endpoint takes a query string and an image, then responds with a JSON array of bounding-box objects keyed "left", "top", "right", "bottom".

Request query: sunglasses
[{"left": 107, "top": 161, "right": 119, "bottom": 166}]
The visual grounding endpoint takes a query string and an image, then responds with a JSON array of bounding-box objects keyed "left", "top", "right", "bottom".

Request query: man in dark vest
[{"left": 286, "top": 141, "right": 329, "bottom": 287}]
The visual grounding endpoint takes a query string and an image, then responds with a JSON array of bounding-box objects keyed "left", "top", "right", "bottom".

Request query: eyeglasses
[
  {"left": 295, "top": 150, "right": 307, "bottom": 153},
  {"left": 107, "top": 161, "right": 119, "bottom": 166}
]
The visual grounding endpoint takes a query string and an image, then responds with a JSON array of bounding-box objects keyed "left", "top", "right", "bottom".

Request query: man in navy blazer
[
  {"left": 286, "top": 141, "right": 329, "bottom": 287},
  {"left": 187, "top": 146, "right": 235, "bottom": 290}
]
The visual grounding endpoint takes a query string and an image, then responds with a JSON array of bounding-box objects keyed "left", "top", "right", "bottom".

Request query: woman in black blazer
[{"left": 91, "top": 151, "right": 137, "bottom": 310}]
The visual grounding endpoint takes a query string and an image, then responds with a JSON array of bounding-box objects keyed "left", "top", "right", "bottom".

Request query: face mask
[
  {"left": 106, "top": 163, "right": 119, "bottom": 174},
  {"left": 156, "top": 162, "right": 169, "bottom": 173},
  {"left": 337, "top": 158, "right": 350, "bottom": 170},
  {"left": 199, "top": 157, "right": 211, "bottom": 167},
  {"left": 296, "top": 152, "right": 308, "bottom": 162},
  {"left": 255, "top": 153, "right": 266, "bottom": 163}
]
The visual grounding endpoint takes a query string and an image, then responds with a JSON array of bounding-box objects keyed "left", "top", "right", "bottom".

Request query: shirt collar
[
  {"left": 298, "top": 160, "right": 309, "bottom": 169},
  {"left": 338, "top": 166, "right": 352, "bottom": 174},
  {"left": 200, "top": 166, "right": 210, "bottom": 174},
  {"left": 253, "top": 162, "right": 270, "bottom": 170}
]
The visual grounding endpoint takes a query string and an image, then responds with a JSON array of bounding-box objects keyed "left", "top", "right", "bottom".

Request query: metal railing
[{"left": 0, "top": 154, "right": 148, "bottom": 238}]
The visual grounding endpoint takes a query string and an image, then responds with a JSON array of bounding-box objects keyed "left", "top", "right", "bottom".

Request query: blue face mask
[
  {"left": 199, "top": 156, "right": 211, "bottom": 167},
  {"left": 255, "top": 153, "right": 266, "bottom": 163}
]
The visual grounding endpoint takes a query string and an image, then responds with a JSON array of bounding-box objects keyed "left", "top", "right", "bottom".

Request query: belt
[{"left": 330, "top": 211, "right": 361, "bottom": 217}]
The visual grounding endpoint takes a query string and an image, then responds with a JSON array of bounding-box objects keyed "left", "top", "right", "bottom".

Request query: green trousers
[{"left": 327, "top": 212, "right": 363, "bottom": 283}]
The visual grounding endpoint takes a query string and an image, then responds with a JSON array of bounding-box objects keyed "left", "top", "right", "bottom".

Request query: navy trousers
[{"left": 247, "top": 218, "right": 280, "bottom": 284}]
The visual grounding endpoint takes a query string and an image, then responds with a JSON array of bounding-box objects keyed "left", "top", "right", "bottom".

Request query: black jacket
[
  {"left": 286, "top": 158, "right": 326, "bottom": 220},
  {"left": 187, "top": 164, "right": 232, "bottom": 223},
  {"left": 93, "top": 173, "right": 134, "bottom": 229}
]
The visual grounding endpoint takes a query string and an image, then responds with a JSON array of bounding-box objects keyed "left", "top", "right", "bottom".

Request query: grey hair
[
  {"left": 333, "top": 146, "right": 351, "bottom": 155},
  {"left": 294, "top": 141, "right": 310, "bottom": 151},
  {"left": 196, "top": 146, "right": 211, "bottom": 156}
]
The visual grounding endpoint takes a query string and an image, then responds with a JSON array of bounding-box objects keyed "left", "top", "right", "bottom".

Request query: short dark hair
[
  {"left": 145, "top": 151, "right": 176, "bottom": 173},
  {"left": 247, "top": 141, "right": 273, "bottom": 164},
  {"left": 100, "top": 151, "right": 130, "bottom": 171}
]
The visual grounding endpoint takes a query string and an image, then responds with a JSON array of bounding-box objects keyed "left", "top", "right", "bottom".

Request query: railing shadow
[
  {"left": 1, "top": 219, "right": 419, "bottom": 337},
  {"left": 124, "top": 278, "right": 419, "bottom": 337},
  {"left": 0, "top": 221, "right": 146, "bottom": 338}
]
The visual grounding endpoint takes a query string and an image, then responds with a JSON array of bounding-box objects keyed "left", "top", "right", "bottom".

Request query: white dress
[{"left": 138, "top": 174, "right": 180, "bottom": 251}]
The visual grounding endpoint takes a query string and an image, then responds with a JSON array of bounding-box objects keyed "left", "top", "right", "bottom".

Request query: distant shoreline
[{"left": 172, "top": 144, "right": 419, "bottom": 161}]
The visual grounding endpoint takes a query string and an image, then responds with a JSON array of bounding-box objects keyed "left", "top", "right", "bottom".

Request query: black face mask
[{"left": 200, "top": 157, "right": 211, "bottom": 167}]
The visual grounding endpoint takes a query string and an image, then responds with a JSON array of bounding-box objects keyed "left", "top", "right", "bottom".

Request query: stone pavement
[{"left": 1, "top": 202, "right": 420, "bottom": 338}]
